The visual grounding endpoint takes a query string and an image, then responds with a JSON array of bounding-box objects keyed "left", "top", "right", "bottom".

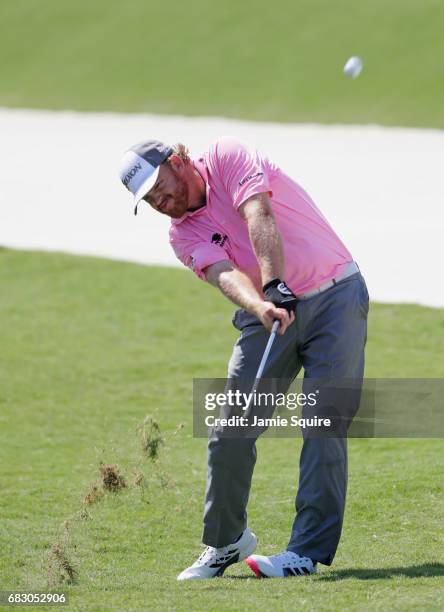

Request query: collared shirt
[{"left": 169, "top": 137, "right": 352, "bottom": 295}]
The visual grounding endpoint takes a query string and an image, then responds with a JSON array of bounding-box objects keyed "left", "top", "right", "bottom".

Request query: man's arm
[
  {"left": 204, "top": 260, "right": 294, "bottom": 335},
  {"left": 238, "top": 192, "right": 298, "bottom": 312},
  {"left": 238, "top": 192, "right": 284, "bottom": 286}
]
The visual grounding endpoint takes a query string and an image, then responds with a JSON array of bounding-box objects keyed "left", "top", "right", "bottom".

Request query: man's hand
[
  {"left": 254, "top": 301, "right": 295, "bottom": 335},
  {"left": 262, "top": 278, "right": 298, "bottom": 313}
]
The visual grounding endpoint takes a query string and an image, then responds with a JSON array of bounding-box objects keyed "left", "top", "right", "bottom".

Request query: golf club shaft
[
  {"left": 254, "top": 319, "right": 280, "bottom": 381},
  {"left": 244, "top": 319, "right": 280, "bottom": 418}
]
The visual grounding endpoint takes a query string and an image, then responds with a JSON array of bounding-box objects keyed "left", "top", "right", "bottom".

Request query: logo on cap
[
  {"left": 123, "top": 162, "right": 142, "bottom": 189},
  {"left": 119, "top": 140, "right": 174, "bottom": 213}
]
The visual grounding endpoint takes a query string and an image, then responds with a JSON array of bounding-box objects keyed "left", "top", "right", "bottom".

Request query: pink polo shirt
[{"left": 169, "top": 137, "right": 353, "bottom": 296}]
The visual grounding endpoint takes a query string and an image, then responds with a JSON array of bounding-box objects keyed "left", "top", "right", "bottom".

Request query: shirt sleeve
[
  {"left": 214, "top": 137, "right": 272, "bottom": 209},
  {"left": 170, "top": 232, "right": 230, "bottom": 281}
]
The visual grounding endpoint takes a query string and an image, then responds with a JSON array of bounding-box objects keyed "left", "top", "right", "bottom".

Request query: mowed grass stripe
[{"left": 0, "top": 0, "right": 443, "bottom": 127}]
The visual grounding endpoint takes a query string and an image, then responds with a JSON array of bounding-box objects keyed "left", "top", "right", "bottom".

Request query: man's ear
[{"left": 168, "top": 154, "right": 185, "bottom": 174}]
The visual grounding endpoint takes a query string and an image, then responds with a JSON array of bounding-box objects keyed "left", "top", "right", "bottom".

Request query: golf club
[{"left": 244, "top": 319, "right": 280, "bottom": 419}]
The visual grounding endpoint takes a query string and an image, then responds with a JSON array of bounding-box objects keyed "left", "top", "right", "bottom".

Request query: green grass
[
  {"left": 0, "top": 0, "right": 443, "bottom": 128},
  {"left": 0, "top": 249, "right": 443, "bottom": 611}
]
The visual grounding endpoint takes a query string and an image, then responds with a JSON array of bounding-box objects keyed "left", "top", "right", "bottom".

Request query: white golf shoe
[
  {"left": 177, "top": 527, "right": 257, "bottom": 580},
  {"left": 245, "top": 550, "right": 317, "bottom": 578}
]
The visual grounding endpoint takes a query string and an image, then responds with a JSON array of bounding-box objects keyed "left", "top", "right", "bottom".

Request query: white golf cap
[{"left": 119, "top": 140, "right": 173, "bottom": 215}]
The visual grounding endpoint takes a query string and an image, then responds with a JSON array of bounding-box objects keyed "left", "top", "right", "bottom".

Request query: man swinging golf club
[{"left": 119, "top": 137, "right": 369, "bottom": 579}]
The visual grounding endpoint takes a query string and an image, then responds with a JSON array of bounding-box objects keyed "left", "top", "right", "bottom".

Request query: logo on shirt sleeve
[
  {"left": 211, "top": 233, "right": 228, "bottom": 247},
  {"left": 239, "top": 171, "right": 263, "bottom": 186}
]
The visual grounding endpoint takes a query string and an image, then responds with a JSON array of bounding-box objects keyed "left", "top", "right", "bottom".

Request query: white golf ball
[{"left": 343, "top": 56, "right": 363, "bottom": 78}]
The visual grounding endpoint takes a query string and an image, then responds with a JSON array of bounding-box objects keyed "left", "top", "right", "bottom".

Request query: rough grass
[
  {"left": 0, "top": 249, "right": 443, "bottom": 610},
  {"left": 0, "top": 0, "right": 443, "bottom": 128}
]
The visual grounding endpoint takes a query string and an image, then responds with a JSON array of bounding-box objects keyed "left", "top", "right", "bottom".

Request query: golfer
[{"left": 119, "top": 137, "right": 369, "bottom": 579}]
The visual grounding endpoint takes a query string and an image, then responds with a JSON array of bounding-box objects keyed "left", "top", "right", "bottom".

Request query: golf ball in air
[{"left": 343, "top": 56, "right": 363, "bottom": 78}]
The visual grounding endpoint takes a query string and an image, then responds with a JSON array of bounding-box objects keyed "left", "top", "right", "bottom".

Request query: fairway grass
[
  {"left": 0, "top": 249, "right": 443, "bottom": 610},
  {"left": 0, "top": 0, "right": 443, "bottom": 128}
]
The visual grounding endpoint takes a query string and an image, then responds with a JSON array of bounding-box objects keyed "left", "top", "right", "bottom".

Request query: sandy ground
[{"left": 0, "top": 108, "right": 443, "bottom": 306}]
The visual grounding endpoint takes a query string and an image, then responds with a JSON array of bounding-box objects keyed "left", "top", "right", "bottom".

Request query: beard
[{"left": 166, "top": 171, "right": 190, "bottom": 219}]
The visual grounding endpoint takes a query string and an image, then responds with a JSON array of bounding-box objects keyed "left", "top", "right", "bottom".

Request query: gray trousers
[{"left": 202, "top": 272, "right": 369, "bottom": 566}]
